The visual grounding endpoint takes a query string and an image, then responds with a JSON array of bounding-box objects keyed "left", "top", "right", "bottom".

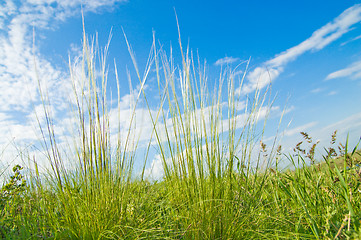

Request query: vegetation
[{"left": 0, "top": 28, "right": 360, "bottom": 239}]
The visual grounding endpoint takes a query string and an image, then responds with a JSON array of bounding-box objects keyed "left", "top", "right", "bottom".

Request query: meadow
[{"left": 0, "top": 29, "right": 360, "bottom": 239}]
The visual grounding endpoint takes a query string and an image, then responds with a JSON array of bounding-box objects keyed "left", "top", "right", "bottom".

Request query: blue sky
[{"left": 1, "top": 0, "right": 361, "bottom": 178}]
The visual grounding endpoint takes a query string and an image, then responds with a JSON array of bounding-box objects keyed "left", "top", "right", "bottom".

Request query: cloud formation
[
  {"left": 326, "top": 60, "right": 361, "bottom": 80},
  {"left": 238, "top": 4, "right": 361, "bottom": 95},
  {"left": 283, "top": 121, "right": 318, "bottom": 137},
  {"left": 310, "top": 88, "right": 323, "bottom": 94},
  {"left": 0, "top": 0, "right": 127, "bottom": 110},
  {"left": 0, "top": 0, "right": 127, "bottom": 168},
  {"left": 341, "top": 34, "right": 361, "bottom": 46},
  {"left": 214, "top": 56, "right": 240, "bottom": 66}
]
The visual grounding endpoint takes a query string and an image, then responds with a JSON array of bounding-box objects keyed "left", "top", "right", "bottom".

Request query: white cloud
[
  {"left": 143, "top": 154, "right": 165, "bottom": 180},
  {"left": 235, "top": 100, "right": 246, "bottom": 111},
  {"left": 325, "top": 60, "right": 361, "bottom": 80},
  {"left": 238, "top": 4, "right": 361, "bottom": 95},
  {"left": 0, "top": 0, "right": 127, "bottom": 170},
  {"left": 0, "top": 0, "right": 17, "bottom": 29},
  {"left": 328, "top": 91, "right": 337, "bottom": 96},
  {"left": 237, "top": 66, "right": 282, "bottom": 94},
  {"left": 283, "top": 121, "right": 318, "bottom": 137},
  {"left": 214, "top": 56, "right": 240, "bottom": 66},
  {"left": 267, "top": 5, "right": 361, "bottom": 68},
  {"left": 220, "top": 105, "right": 288, "bottom": 134},
  {"left": 341, "top": 34, "right": 361, "bottom": 46},
  {"left": 321, "top": 112, "right": 361, "bottom": 135},
  {"left": 16, "top": 0, "right": 127, "bottom": 27},
  {"left": 0, "top": 0, "right": 128, "bottom": 110},
  {"left": 233, "top": 69, "right": 244, "bottom": 77},
  {"left": 310, "top": 88, "right": 323, "bottom": 93}
]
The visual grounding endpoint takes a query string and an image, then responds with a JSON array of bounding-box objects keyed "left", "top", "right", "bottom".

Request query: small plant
[
  {"left": 0, "top": 165, "right": 27, "bottom": 238},
  {"left": 0, "top": 165, "right": 27, "bottom": 208}
]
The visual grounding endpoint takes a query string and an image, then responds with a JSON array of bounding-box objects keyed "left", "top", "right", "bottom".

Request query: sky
[{"left": 0, "top": 0, "right": 361, "bottom": 179}]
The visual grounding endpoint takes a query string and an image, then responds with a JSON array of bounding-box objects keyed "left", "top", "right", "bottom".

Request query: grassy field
[{"left": 0, "top": 30, "right": 361, "bottom": 239}]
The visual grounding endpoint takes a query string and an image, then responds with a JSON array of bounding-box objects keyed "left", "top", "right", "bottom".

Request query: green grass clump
[{"left": 0, "top": 27, "right": 360, "bottom": 239}]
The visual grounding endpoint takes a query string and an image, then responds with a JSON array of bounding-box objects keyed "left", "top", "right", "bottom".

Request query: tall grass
[
  {"left": 0, "top": 26, "right": 360, "bottom": 239},
  {"left": 140, "top": 25, "right": 278, "bottom": 239}
]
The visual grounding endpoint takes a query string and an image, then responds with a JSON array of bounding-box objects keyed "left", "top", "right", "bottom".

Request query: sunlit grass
[{"left": 0, "top": 25, "right": 360, "bottom": 239}]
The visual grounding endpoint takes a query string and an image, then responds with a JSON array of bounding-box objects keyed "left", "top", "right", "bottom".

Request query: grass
[{"left": 0, "top": 26, "right": 361, "bottom": 239}]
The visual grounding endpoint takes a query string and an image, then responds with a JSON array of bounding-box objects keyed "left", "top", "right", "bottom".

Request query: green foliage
[
  {"left": 0, "top": 165, "right": 28, "bottom": 238},
  {"left": 0, "top": 28, "right": 360, "bottom": 239},
  {"left": 0, "top": 165, "right": 26, "bottom": 205}
]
